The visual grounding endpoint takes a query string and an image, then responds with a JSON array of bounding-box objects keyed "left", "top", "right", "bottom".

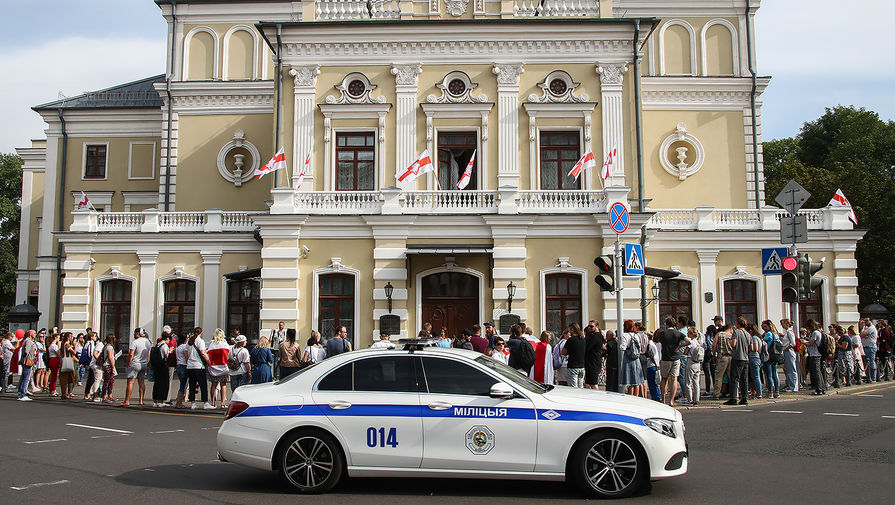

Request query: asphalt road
[{"left": 2, "top": 383, "right": 895, "bottom": 504}]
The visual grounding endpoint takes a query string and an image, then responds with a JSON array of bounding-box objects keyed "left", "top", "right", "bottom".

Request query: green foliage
[
  {"left": 0, "top": 153, "right": 23, "bottom": 327},
  {"left": 764, "top": 106, "right": 895, "bottom": 309}
]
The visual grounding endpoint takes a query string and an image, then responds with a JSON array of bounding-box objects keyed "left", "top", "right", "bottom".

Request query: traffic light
[
  {"left": 799, "top": 253, "right": 824, "bottom": 298},
  {"left": 781, "top": 256, "right": 800, "bottom": 303},
  {"left": 595, "top": 255, "right": 615, "bottom": 292}
]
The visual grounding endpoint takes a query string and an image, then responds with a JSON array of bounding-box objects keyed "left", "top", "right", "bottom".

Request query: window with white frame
[
  {"left": 84, "top": 144, "right": 107, "bottom": 179},
  {"left": 164, "top": 279, "right": 196, "bottom": 337},
  {"left": 335, "top": 132, "right": 375, "bottom": 191},
  {"left": 723, "top": 279, "right": 757, "bottom": 326},
  {"left": 545, "top": 273, "right": 582, "bottom": 336},
  {"left": 659, "top": 279, "right": 693, "bottom": 323},
  {"left": 540, "top": 131, "right": 580, "bottom": 190},
  {"left": 100, "top": 280, "right": 132, "bottom": 339},
  {"left": 437, "top": 131, "right": 477, "bottom": 190}
]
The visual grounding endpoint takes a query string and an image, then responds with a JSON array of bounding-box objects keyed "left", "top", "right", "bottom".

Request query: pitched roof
[{"left": 33, "top": 74, "right": 165, "bottom": 111}]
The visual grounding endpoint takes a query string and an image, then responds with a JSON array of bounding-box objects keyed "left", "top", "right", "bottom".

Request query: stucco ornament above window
[
  {"left": 444, "top": 0, "right": 469, "bottom": 16},
  {"left": 659, "top": 122, "right": 705, "bottom": 181},
  {"left": 217, "top": 130, "right": 261, "bottom": 187},
  {"left": 326, "top": 73, "right": 385, "bottom": 105},
  {"left": 427, "top": 71, "right": 488, "bottom": 104},
  {"left": 528, "top": 70, "right": 589, "bottom": 103}
]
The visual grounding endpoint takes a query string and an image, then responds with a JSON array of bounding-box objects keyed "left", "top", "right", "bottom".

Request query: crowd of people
[{"left": 3, "top": 316, "right": 890, "bottom": 409}]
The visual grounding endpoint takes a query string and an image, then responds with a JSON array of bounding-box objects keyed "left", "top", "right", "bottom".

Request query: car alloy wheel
[
  {"left": 279, "top": 431, "right": 343, "bottom": 494},
  {"left": 572, "top": 431, "right": 646, "bottom": 498}
]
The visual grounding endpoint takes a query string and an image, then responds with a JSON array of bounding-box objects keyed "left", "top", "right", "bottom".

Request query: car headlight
[{"left": 644, "top": 417, "right": 676, "bottom": 438}]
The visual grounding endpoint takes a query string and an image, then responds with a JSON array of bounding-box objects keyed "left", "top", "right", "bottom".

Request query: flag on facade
[
  {"left": 568, "top": 148, "right": 596, "bottom": 180},
  {"left": 254, "top": 147, "right": 286, "bottom": 179},
  {"left": 829, "top": 188, "right": 858, "bottom": 225},
  {"left": 76, "top": 191, "right": 91, "bottom": 211},
  {"left": 601, "top": 145, "right": 618, "bottom": 180},
  {"left": 295, "top": 151, "right": 310, "bottom": 189},
  {"left": 396, "top": 149, "right": 434, "bottom": 183},
  {"left": 457, "top": 150, "right": 475, "bottom": 190}
]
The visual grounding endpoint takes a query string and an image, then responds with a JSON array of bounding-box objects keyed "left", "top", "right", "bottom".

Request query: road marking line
[
  {"left": 823, "top": 412, "right": 859, "bottom": 417},
  {"left": 23, "top": 438, "right": 67, "bottom": 444},
  {"left": 10, "top": 480, "right": 69, "bottom": 491},
  {"left": 852, "top": 383, "right": 895, "bottom": 395},
  {"left": 91, "top": 434, "right": 130, "bottom": 439},
  {"left": 720, "top": 409, "right": 753, "bottom": 412},
  {"left": 201, "top": 427, "right": 219, "bottom": 430},
  {"left": 882, "top": 415, "right": 895, "bottom": 419},
  {"left": 770, "top": 410, "right": 803, "bottom": 414},
  {"left": 857, "top": 394, "right": 884, "bottom": 397},
  {"left": 66, "top": 423, "right": 132, "bottom": 434},
  {"left": 150, "top": 429, "right": 184, "bottom": 434}
]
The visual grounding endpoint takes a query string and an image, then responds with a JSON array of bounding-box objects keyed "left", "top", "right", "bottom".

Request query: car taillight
[{"left": 225, "top": 401, "right": 249, "bottom": 420}]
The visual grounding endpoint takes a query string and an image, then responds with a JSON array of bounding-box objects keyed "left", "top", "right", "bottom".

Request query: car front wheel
[
  {"left": 570, "top": 431, "right": 647, "bottom": 499},
  {"left": 278, "top": 430, "right": 344, "bottom": 494}
]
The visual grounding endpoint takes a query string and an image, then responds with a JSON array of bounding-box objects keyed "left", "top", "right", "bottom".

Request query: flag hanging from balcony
[
  {"left": 457, "top": 150, "right": 475, "bottom": 190},
  {"left": 76, "top": 191, "right": 91, "bottom": 211},
  {"left": 601, "top": 145, "right": 618, "bottom": 181},
  {"left": 255, "top": 147, "right": 286, "bottom": 179},
  {"left": 295, "top": 151, "right": 310, "bottom": 189},
  {"left": 828, "top": 188, "right": 858, "bottom": 225},
  {"left": 396, "top": 149, "right": 434, "bottom": 183},
  {"left": 568, "top": 148, "right": 596, "bottom": 180}
]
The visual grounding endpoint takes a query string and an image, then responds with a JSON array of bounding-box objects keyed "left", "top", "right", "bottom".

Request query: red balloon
[{"left": 14, "top": 329, "right": 24, "bottom": 339}]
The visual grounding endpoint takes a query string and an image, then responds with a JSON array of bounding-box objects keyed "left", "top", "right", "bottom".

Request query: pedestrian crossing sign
[
  {"left": 624, "top": 243, "right": 645, "bottom": 275},
  {"left": 761, "top": 247, "right": 788, "bottom": 275}
]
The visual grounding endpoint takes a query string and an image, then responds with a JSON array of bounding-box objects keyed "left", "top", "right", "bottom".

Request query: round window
[
  {"left": 447, "top": 78, "right": 467, "bottom": 97},
  {"left": 548, "top": 78, "right": 568, "bottom": 96},
  {"left": 347, "top": 79, "right": 366, "bottom": 98}
]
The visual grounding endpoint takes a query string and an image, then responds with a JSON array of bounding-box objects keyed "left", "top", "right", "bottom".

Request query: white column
[
  {"left": 391, "top": 64, "right": 422, "bottom": 178},
  {"left": 697, "top": 249, "right": 719, "bottom": 329},
  {"left": 38, "top": 132, "right": 60, "bottom": 327},
  {"left": 290, "top": 65, "right": 320, "bottom": 190},
  {"left": 201, "top": 251, "right": 222, "bottom": 335},
  {"left": 137, "top": 251, "right": 158, "bottom": 333},
  {"left": 597, "top": 63, "right": 628, "bottom": 187},
  {"left": 492, "top": 64, "right": 524, "bottom": 188},
  {"left": 765, "top": 274, "right": 784, "bottom": 327},
  {"left": 16, "top": 170, "right": 35, "bottom": 304}
]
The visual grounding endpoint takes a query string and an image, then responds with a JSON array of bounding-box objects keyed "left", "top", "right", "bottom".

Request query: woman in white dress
[{"left": 302, "top": 330, "right": 327, "bottom": 365}]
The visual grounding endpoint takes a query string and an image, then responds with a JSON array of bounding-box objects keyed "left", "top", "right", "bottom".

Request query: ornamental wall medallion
[
  {"left": 528, "top": 70, "right": 589, "bottom": 103},
  {"left": 444, "top": 0, "right": 469, "bottom": 16},
  {"left": 659, "top": 122, "right": 705, "bottom": 181},
  {"left": 427, "top": 71, "right": 488, "bottom": 103},
  {"left": 326, "top": 72, "right": 386, "bottom": 104},
  {"left": 216, "top": 130, "right": 260, "bottom": 187}
]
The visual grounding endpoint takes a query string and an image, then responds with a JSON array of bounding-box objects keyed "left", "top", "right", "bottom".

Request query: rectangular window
[
  {"left": 437, "top": 131, "right": 477, "bottom": 190},
  {"left": 336, "top": 132, "right": 375, "bottom": 191},
  {"left": 544, "top": 273, "right": 582, "bottom": 337},
  {"left": 539, "top": 131, "right": 580, "bottom": 190},
  {"left": 85, "top": 144, "right": 107, "bottom": 179}
]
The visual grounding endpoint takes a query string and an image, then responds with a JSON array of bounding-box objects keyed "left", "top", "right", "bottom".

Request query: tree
[
  {"left": 764, "top": 106, "right": 895, "bottom": 309},
  {"left": 0, "top": 153, "right": 22, "bottom": 327}
]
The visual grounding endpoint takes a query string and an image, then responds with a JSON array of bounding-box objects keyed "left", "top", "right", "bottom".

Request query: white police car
[{"left": 217, "top": 341, "right": 687, "bottom": 498}]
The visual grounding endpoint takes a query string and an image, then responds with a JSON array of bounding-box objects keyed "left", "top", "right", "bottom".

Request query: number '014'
[{"left": 366, "top": 427, "right": 398, "bottom": 448}]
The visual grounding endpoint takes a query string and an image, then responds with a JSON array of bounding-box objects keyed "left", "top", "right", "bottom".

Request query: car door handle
[
  {"left": 328, "top": 401, "right": 352, "bottom": 410},
  {"left": 427, "top": 402, "right": 453, "bottom": 411}
]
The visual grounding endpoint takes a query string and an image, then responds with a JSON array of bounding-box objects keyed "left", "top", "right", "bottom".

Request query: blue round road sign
[{"left": 609, "top": 202, "right": 629, "bottom": 234}]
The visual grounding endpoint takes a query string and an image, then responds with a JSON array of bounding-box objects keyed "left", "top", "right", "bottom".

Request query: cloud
[{"left": 0, "top": 35, "right": 164, "bottom": 153}]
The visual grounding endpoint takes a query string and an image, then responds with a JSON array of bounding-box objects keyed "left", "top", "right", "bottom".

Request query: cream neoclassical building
[{"left": 15, "top": 0, "right": 864, "bottom": 347}]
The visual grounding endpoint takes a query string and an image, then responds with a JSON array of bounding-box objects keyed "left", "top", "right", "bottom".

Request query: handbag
[
  {"left": 24, "top": 357, "right": 34, "bottom": 367},
  {"left": 166, "top": 349, "right": 177, "bottom": 368},
  {"left": 61, "top": 356, "right": 76, "bottom": 373}
]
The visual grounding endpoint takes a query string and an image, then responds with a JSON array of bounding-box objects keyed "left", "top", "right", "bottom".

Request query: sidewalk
[{"left": 675, "top": 379, "right": 895, "bottom": 409}]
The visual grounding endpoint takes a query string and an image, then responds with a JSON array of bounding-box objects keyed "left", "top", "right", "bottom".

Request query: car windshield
[
  {"left": 275, "top": 361, "right": 321, "bottom": 384},
  {"left": 474, "top": 356, "right": 549, "bottom": 394}
]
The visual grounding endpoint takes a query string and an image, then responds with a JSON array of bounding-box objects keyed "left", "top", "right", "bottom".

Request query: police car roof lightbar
[{"left": 398, "top": 338, "right": 438, "bottom": 351}]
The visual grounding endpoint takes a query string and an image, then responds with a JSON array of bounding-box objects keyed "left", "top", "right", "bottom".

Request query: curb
[{"left": 0, "top": 392, "right": 226, "bottom": 416}]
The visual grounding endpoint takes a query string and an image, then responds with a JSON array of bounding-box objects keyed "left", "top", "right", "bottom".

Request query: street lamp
[
  {"left": 506, "top": 281, "right": 516, "bottom": 313},
  {"left": 242, "top": 282, "right": 253, "bottom": 299},
  {"left": 384, "top": 282, "right": 394, "bottom": 313},
  {"left": 641, "top": 280, "right": 661, "bottom": 308}
]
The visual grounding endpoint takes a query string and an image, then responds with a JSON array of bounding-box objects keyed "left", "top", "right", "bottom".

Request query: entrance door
[{"left": 421, "top": 272, "right": 479, "bottom": 338}]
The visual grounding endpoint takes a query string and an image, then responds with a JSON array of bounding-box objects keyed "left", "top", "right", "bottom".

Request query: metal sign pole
[{"left": 615, "top": 234, "right": 624, "bottom": 393}]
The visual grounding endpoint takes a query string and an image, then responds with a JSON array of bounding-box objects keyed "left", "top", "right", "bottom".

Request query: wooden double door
[{"left": 420, "top": 272, "right": 479, "bottom": 339}]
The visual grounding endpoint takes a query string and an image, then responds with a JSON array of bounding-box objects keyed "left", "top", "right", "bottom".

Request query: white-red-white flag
[
  {"left": 829, "top": 188, "right": 858, "bottom": 225},
  {"left": 568, "top": 148, "right": 596, "bottom": 180},
  {"left": 396, "top": 149, "right": 434, "bottom": 184},
  {"left": 457, "top": 150, "right": 475, "bottom": 190},
  {"left": 601, "top": 145, "right": 618, "bottom": 181},
  {"left": 254, "top": 147, "right": 286, "bottom": 179},
  {"left": 76, "top": 191, "right": 91, "bottom": 211},
  {"left": 295, "top": 151, "right": 310, "bottom": 189}
]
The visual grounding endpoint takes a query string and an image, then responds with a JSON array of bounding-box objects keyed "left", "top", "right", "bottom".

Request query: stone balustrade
[{"left": 647, "top": 206, "right": 853, "bottom": 231}]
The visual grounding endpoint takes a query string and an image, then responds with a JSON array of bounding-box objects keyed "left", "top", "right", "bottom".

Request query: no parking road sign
[{"left": 609, "top": 202, "right": 629, "bottom": 234}]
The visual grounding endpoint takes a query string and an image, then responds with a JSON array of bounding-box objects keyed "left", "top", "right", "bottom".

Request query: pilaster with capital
[
  {"left": 290, "top": 65, "right": 320, "bottom": 190},
  {"left": 201, "top": 251, "right": 222, "bottom": 334},
  {"left": 597, "top": 63, "right": 627, "bottom": 187},
  {"left": 493, "top": 64, "right": 524, "bottom": 188},
  {"left": 137, "top": 251, "right": 158, "bottom": 331},
  {"left": 697, "top": 249, "right": 719, "bottom": 329},
  {"left": 391, "top": 64, "right": 422, "bottom": 176}
]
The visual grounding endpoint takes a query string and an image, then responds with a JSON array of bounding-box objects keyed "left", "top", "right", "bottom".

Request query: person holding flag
[
  {"left": 255, "top": 147, "right": 286, "bottom": 179},
  {"left": 828, "top": 188, "right": 858, "bottom": 225},
  {"left": 396, "top": 149, "right": 434, "bottom": 184}
]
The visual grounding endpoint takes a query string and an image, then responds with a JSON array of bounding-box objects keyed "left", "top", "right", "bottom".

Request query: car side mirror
[{"left": 489, "top": 382, "right": 515, "bottom": 399}]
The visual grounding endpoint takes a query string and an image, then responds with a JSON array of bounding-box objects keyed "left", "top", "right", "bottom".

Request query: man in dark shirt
[
  {"left": 506, "top": 324, "right": 532, "bottom": 373},
  {"left": 724, "top": 316, "right": 751, "bottom": 405},
  {"left": 469, "top": 324, "right": 490, "bottom": 355},
  {"left": 658, "top": 317, "right": 687, "bottom": 407},
  {"left": 703, "top": 316, "right": 723, "bottom": 395},
  {"left": 584, "top": 321, "right": 605, "bottom": 390},
  {"left": 561, "top": 325, "right": 587, "bottom": 388},
  {"left": 604, "top": 330, "right": 619, "bottom": 393}
]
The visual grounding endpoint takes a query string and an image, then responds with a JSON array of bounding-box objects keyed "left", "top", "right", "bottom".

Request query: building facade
[{"left": 15, "top": 0, "right": 864, "bottom": 348}]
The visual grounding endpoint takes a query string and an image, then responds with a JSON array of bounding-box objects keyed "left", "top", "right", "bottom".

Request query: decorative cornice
[
  {"left": 641, "top": 76, "right": 771, "bottom": 110},
  {"left": 163, "top": 81, "right": 274, "bottom": 115}
]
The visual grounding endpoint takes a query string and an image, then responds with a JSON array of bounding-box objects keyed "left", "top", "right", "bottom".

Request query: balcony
[
  {"left": 309, "top": 0, "right": 599, "bottom": 20},
  {"left": 70, "top": 209, "right": 265, "bottom": 233},
  {"left": 647, "top": 206, "right": 852, "bottom": 232}
]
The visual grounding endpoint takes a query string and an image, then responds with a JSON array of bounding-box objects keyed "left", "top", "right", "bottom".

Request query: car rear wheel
[
  {"left": 570, "top": 431, "right": 647, "bottom": 499},
  {"left": 278, "top": 430, "right": 344, "bottom": 494}
]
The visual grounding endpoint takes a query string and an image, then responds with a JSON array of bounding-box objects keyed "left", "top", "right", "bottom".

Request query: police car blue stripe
[{"left": 238, "top": 404, "right": 643, "bottom": 425}]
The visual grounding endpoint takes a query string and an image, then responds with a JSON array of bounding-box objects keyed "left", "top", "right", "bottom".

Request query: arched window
[
  {"left": 545, "top": 273, "right": 582, "bottom": 337},
  {"left": 164, "top": 279, "right": 196, "bottom": 337},
  {"left": 702, "top": 22, "right": 736, "bottom": 76},
  {"left": 100, "top": 280, "right": 132, "bottom": 339},
  {"left": 724, "top": 279, "right": 758, "bottom": 325},
  {"left": 799, "top": 284, "right": 824, "bottom": 329},
  {"left": 659, "top": 279, "right": 692, "bottom": 323},
  {"left": 227, "top": 280, "right": 260, "bottom": 343},
  {"left": 660, "top": 20, "right": 696, "bottom": 76},
  {"left": 319, "top": 274, "right": 355, "bottom": 343}
]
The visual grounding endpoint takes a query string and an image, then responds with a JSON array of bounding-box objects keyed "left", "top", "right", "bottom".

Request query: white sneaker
[
  {"left": 152, "top": 402, "right": 159, "bottom": 407},
  {"left": 204, "top": 402, "right": 216, "bottom": 410},
  {"left": 18, "top": 396, "right": 32, "bottom": 401},
  {"left": 158, "top": 402, "right": 170, "bottom": 407},
  {"left": 190, "top": 403, "right": 199, "bottom": 410},
  {"left": 6, "top": 385, "right": 16, "bottom": 392},
  {"left": 93, "top": 397, "right": 101, "bottom": 403}
]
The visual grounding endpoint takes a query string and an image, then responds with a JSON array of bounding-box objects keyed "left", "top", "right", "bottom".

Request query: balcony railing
[
  {"left": 647, "top": 206, "right": 853, "bottom": 232},
  {"left": 293, "top": 191, "right": 382, "bottom": 214},
  {"left": 309, "top": 0, "right": 598, "bottom": 20},
  {"left": 403, "top": 190, "right": 497, "bottom": 214},
  {"left": 517, "top": 190, "right": 605, "bottom": 214},
  {"left": 72, "top": 210, "right": 263, "bottom": 233},
  {"left": 315, "top": 0, "right": 401, "bottom": 20},
  {"left": 514, "top": 0, "right": 600, "bottom": 17}
]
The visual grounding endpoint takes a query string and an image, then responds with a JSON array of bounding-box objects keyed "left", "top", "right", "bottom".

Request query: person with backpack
[
  {"left": 150, "top": 333, "right": 171, "bottom": 407},
  {"left": 206, "top": 329, "right": 231, "bottom": 409},
  {"left": 684, "top": 327, "right": 704, "bottom": 405},
  {"left": 831, "top": 325, "right": 853, "bottom": 388},
  {"left": 800, "top": 319, "right": 827, "bottom": 395},
  {"left": 876, "top": 320, "right": 892, "bottom": 381},
  {"left": 507, "top": 324, "right": 535, "bottom": 374},
  {"left": 745, "top": 324, "right": 764, "bottom": 399},
  {"left": 779, "top": 319, "right": 799, "bottom": 392},
  {"left": 561, "top": 323, "right": 586, "bottom": 388},
  {"left": 619, "top": 320, "right": 644, "bottom": 396},
  {"left": 325, "top": 326, "right": 352, "bottom": 358},
  {"left": 228, "top": 335, "right": 252, "bottom": 393},
  {"left": 761, "top": 320, "right": 782, "bottom": 398}
]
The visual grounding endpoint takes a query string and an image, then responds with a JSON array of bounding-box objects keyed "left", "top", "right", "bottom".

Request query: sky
[{"left": 1, "top": 0, "right": 893, "bottom": 154}]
